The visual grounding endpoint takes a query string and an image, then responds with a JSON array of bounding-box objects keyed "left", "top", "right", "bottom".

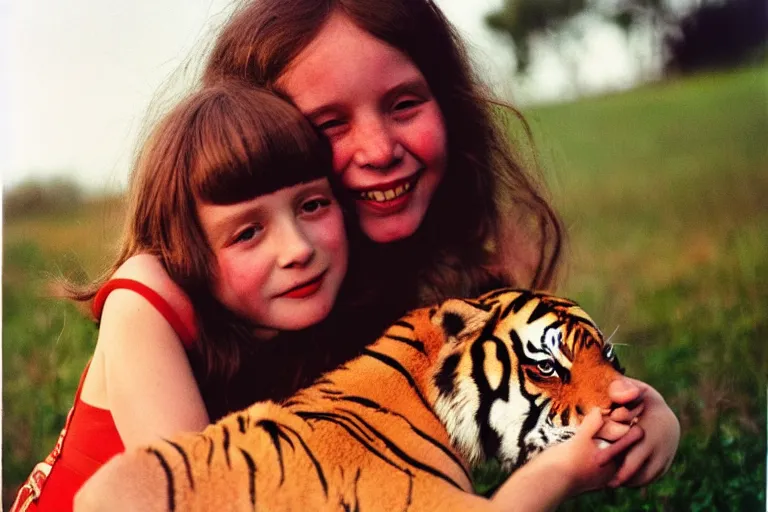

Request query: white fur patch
[
  {"left": 489, "top": 391, "right": 531, "bottom": 465},
  {"left": 434, "top": 378, "right": 483, "bottom": 465}
]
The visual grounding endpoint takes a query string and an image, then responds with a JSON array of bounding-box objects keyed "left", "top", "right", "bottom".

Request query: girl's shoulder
[{"left": 99, "top": 253, "right": 197, "bottom": 346}]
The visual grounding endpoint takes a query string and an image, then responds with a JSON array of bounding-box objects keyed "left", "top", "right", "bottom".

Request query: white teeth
[{"left": 359, "top": 179, "right": 414, "bottom": 202}]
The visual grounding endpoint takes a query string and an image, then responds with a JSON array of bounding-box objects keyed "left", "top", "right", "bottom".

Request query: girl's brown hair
[
  {"left": 73, "top": 82, "right": 336, "bottom": 417},
  {"left": 202, "top": 0, "right": 564, "bottom": 302}
]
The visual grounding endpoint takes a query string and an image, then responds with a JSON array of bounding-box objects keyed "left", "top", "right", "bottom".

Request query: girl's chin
[{"left": 359, "top": 211, "right": 424, "bottom": 244}]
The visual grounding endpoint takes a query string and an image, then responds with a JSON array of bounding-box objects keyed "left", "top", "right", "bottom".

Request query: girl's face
[
  {"left": 279, "top": 13, "right": 448, "bottom": 243},
  {"left": 197, "top": 178, "right": 348, "bottom": 333}
]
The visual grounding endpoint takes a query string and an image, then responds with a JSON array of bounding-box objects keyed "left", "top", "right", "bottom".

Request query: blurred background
[{"left": 4, "top": 0, "right": 767, "bottom": 509}]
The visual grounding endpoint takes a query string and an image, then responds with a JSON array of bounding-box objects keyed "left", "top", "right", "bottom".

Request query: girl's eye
[
  {"left": 315, "top": 118, "right": 345, "bottom": 133},
  {"left": 234, "top": 225, "right": 262, "bottom": 244},
  {"left": 301, "top": 197, "right": 332, "bottom": 215},
  {"left": 393, "top": 98, "right": 421, "bottom": 111},
  {"left": 537, "top": 360, "right": 556, "bottom": 376}
]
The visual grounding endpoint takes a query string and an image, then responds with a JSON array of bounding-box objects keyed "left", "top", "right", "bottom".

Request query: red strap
[{"left": 91, "top": 279, "right": 197, "bottom": 349}]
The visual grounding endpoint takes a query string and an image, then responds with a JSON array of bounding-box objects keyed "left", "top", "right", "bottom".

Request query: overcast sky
[{"left": 4, "top": 0, "right": 640, "bottom": 193}]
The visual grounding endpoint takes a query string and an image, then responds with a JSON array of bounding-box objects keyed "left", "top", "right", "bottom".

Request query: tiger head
[{"left": 427, "top": 289, "right": 624, "bottom": 471}]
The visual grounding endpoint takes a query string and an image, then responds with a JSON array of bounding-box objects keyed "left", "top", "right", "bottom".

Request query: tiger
[{"left": 75, "top": 288, "right": 627, "bottom": 512}]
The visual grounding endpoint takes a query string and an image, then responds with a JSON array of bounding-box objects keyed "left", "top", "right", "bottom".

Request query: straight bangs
[{"left": 188, "top": 83, "right": 332, "bottom": 205}]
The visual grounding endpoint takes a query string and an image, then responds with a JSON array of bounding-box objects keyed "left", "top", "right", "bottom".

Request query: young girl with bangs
[
  {"left": 11, "top": 83, "right": 353, "bottom": 512},
  {"left": 19, "top": 81, "right": 641, "bottom": 512},
  {"left": 200, "top": 0, "right": 679, "bottom": 493}
]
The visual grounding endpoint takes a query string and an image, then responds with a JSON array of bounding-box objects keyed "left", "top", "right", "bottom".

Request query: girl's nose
[
  {"left": 276, "top": 221, "right": 315, "bottom": 268},
  {"left": 352, "top": 117, "right": 404, "bottom": 171}
]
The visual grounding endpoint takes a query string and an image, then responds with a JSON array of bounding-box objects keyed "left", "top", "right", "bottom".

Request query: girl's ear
[{"left": 431, "top": 299, "right": 494, "bottom": 342}]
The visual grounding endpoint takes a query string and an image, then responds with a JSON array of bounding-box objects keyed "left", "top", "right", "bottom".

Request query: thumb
[
  {"left": 608, "top": 377, "right": 642, "bottom": 405},
  {"left": 576, "top": 407, "right": 605, "bottom": 439}
]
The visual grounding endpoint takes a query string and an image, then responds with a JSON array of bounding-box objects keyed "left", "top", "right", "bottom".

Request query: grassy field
[{"left": 4, "top": 65, "right": 767, "bottom": 510}]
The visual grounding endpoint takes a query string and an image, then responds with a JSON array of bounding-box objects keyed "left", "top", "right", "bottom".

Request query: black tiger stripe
[
  {"left": 510, "top": 329, "right": 549, "bottom": 468},
  {"left": 500, "top": 290, "right": 533, "bottom": 319},
  {"left": 350, "top": 468, "right": 363, "bottom": 512},
  {"left": 206, "top": 436, "right": 214, "bottom": 468},
  {"left": 462, "top": 298, "right": 494, "bottom": 311},
  {"left": 297, "top": 411, "right": 410, "bottom": 477},
  {"left": 276, "top": 426, "right": 296, "bottom": 451},
  {"left": 525, "top": 340, "right": 549, "bottom": 356},
  {"left": 332, "top": 395, "right": 472, "bottom": 483},
  {"left": 471, "top": 334, "right": 511, "bottom": 460},
  {"left": 324, "top": 407, "right": 376, "bottom": 443},
  {"left": 257, "top": 420, "right": 286, "bottom": 485},
  {"left": 478, "top": 288, "right": 516, "bottom": 301},
  {"left": 392, "top": 320, "right": 415, "bottom": 330},
  {"left": 222, "top": 425, "right": 231, "bottom": 469},
  {"left": 434, "top": 353, "right": 460, "bottom": 397},
  {"left": 544, "top": 297, "right": 578, "bottom": 308},
  {"left": 148, "top": 448, "right": 176, "bottom": 512},
  {"left": 360, "top": 348, "right": 434, "bottom": 415},
  {"left": 403, "top": 469, "right": 414, "bottom": 510},
  {"left": 279, "top": 423, "right": 329, "bottom": 497},
  {"left": 384, "top": 334, "right": 426, "bottom": 355},
  {"left": 527, "top": 299, "right": 552, "bottom": 324},
  {"left": 282, "top": 398, "right": 308, "bottom": 408},
  {"left": 164, "top": 439, "right": 194, "bottom": 491},
  {"left": 238, "top": 448, "right": 257, "bottom": 508},
  {"left": 339, "top": 408, "right": 465, "bottom": 490},
  {"left": 336, "top": 395, "right": 379, "bottom": 409},
  {"left": 237, "top": 414, "right": 247, "bottom": 434},
  {"left": 320, "top": 388, "right": 344, "bottom": 395},
  {"left": 515, "top": 330, "right": 548, "bottom": 365},
  {"left": 516, "top": 397, "right": 548, "bottom": 468}
]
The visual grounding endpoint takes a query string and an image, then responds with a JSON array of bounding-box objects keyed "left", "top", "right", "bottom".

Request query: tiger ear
[{"left": 432, "top": 299, "right": 494, "bottom": 342}]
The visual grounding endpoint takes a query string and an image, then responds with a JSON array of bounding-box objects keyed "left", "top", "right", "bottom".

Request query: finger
[
  {"left": 576, "top": 408, "right": 605, "bottom": 439},
  {"left": 623, "top": 455, "right": 668, "bottom": 487},
  {"left": 609, "top": 401, "right": 646, "bottom": 423},
  {"left": 610, "top": 446, "right": 653, "bottom": 487},
  {"left": 596, "top": 420, "right": 631, "bottom": 442},
  {"left": 608, "top": 377, "right": 644, "bottom": 405},
  {"left": 594, "top": 425, "right": 644, "bottom": 466}
]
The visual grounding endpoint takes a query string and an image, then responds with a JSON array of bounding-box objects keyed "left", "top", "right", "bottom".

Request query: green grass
[
  {"left": 511, "top": 64, "right": 766, "bottom": 510},
  {"left": 3, "top": 65, "right": 767, "bottom": 510}
]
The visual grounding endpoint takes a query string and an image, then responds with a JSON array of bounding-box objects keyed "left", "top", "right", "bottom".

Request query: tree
[
  {"left": 665, "top": 0, "right": 768, "bottom": 74},
  {"left": 486, "top": 0, "right": 691, "bottom": 79}
]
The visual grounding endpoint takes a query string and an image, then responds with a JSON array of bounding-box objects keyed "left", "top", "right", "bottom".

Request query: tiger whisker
[{"left": 605, "top": 325, "right": 621, "bottom": 345}]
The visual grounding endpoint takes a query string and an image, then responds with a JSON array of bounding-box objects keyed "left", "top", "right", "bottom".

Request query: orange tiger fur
[{"left": 75, "top": 289, "right": 625, "bottom": 512}]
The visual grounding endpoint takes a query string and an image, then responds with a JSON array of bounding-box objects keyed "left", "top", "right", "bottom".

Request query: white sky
[{"left": 4, "top": 0, "right": 642, "bottom": 193}]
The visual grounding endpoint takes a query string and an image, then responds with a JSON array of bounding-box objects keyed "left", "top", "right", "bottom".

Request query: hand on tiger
[
  {"left": 535, "top": 408, "right": 644, "bottom": 498},
  {"left": 605, "top": 377, "right": 680, "bottom": 488}
]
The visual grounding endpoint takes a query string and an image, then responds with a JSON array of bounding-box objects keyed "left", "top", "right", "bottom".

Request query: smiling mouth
[
  {"left": 279, "top": 271, "right": 326, "bottom": 299},
  {"left": 354, "top": 169, "right": 423, "bottom": 202}
]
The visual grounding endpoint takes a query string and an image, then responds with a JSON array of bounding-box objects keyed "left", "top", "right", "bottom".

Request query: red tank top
[{"left": 10, "top": 279, "right": 197, "bottom": 512}]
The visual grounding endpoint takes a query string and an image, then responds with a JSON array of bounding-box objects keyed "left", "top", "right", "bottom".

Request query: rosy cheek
[
  {"left": 319, "top": 214, "right": 347, "bottom": 252},
  {"left": 415, "top": 118, "right": 447, "bottom": 163}
]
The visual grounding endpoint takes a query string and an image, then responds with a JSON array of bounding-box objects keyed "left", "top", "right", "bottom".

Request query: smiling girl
[{"left": 11, "top": 82, "right": 351, "bottom": 512}]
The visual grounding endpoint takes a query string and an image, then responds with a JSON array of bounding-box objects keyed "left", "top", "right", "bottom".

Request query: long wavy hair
[{"left": 202, "top": 0, "right": 564, "bottom": 305}]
